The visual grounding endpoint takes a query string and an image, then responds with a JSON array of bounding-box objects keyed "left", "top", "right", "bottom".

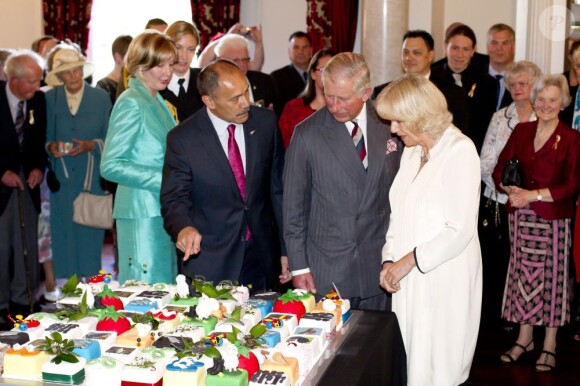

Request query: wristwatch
[{"left": 536, "top": 189, "right": 543, "bottom": 202}]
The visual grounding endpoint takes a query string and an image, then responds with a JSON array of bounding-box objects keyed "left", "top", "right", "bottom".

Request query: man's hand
[
  {"left": 1, "top": 170, "right": 24, "bottom": 190},
  {"left": 27, "top": 168, "right": 44, "bottom": 189},
  {"left": 176, "top": 226, "right": 202, "bottom": 261},
  {"left": 292, "top": 272, "right": 317, "bottom": 294},
  {"left": 279, "top": 256, "right": 292, "bottom": 284}
]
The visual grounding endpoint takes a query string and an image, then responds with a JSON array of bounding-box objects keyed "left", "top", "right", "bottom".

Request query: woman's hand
[
  {"left": 508, "top": 186, "right": 534, "bottom": 208},
  {"left": 47, "top": 141, "right": 64, "bottom": 158},
  {"left": 67, "top": 139, "right": 95, "bottom": 156},
  {"left": 379, "top": 251, "right": 416, "bottom": 293}
]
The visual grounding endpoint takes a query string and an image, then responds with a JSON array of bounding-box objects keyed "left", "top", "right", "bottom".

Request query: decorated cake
[
  {"left": 164, "top": 356, "right": 208, "bottom": 385},
  {"left": 85, "top": 356, "right": 125, "bottom": 386},
  {"left": 3, "top": 346, "right": 49, "bottom": 380},
  {"left": 42, "top": 356, "right": 86, "bottom": 384},
  {"left": 0, "top": 275, "right": 351, "bottom": 386}
]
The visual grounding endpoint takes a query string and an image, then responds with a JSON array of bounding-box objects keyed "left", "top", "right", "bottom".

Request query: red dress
[{"left": 278, "top": 98, "right": 315, "bottom": 149}]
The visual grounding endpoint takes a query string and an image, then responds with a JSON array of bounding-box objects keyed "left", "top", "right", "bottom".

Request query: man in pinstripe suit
[{"left": 283, "top": 53, "right": 401, "bottom": 311}]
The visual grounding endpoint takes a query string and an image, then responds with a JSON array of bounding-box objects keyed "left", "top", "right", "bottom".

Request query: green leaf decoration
[
  {"left": 130, "top": 313, "right": 160, "bottom": 331},
  {"left": 61, "top": 275, "right": 79, "bottom": 296},
  {"left": 200, "top": 284, "right": 218, "bottom": 298},
  {"left": 278, "top": 289, "right": 299, "bottom": 304},
  {"left": 231, "top": 306, "right": 242, "bottom": 321},
  {"left": 97, "top": 285, "right": 119, "bottom": 299},
  {"left": 226, "top": 332, "right": 237, "bottom": 345},
  {"left": 90, "top": 305, "right": 123, "bottom": 322},
  {"left": 38, "top": 332, "right": 79, "bottom": 364},
  {"left": 236, "top": 343, "right": 250, "bottom": 358},
  {"left": 204, "top": 346, "right": 222, "bottom": 358},
  {"left": 249, "top": 323, "right": 267, "bottom": 338},
  {"left": 59, "top": 353, "right": 80, "bottom": 364}
]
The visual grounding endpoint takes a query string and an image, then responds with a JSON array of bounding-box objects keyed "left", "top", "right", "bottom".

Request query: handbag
[
  {"left": 46, "top": 162, "right": 60, "bottom": 193},
  {"left": 501, "top": 158, "right": 521, "bottom": 187},
  {"left": 73, "top": 146, "right": 113, "bottom": 229}
]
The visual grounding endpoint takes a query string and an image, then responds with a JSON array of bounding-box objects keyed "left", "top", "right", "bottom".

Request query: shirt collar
[
  {"left": 169, "top": 70, "right": 191, "bottom": 90},
  {"left": 488, "top": 64, "right": 504, "bottom": 77},
  {"left": 207, "top": 109, "right": 243, "bottom": 136}
]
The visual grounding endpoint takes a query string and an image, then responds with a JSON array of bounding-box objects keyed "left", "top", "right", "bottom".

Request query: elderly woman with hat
[{"left": 45, "top": 44, "right": 112, "bottom": 279}]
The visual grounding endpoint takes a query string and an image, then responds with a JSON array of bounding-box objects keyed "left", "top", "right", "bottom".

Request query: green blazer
[{"left": 101, "top": 77, "right": 177, "bottom": 219}]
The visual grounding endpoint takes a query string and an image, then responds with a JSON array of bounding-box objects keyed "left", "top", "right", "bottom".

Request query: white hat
[{"left": 44, "top": 46, "right": 95, "bottom": 86}]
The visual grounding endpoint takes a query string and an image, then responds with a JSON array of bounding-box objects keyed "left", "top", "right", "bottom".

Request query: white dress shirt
[
  {"left": 207, "top": 109, "right": 247, "bottom": 174},
  {"left": 167, "top": 70, "right": 191, "bottom": 97}
]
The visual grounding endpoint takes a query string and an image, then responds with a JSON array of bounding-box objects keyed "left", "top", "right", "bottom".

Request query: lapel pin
[
  {"left": 250, "top": 130, "right": 256, "bottom": 135},
  {"left": 29, "top": 110, "right": 35, "bottom": 125}
]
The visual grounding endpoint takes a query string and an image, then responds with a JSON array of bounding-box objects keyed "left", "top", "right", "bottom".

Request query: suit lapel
[
  {"left": 364, "top": 103, "right": 387, "bottom": 189},
  {"left": 243, "top": 117, "right": 258, "bottom": 201},
  {"left": 196, "top": 109, "right": 245, "bottom": 201},
  {"left": 321, "top": 110, "right": 367, "bottom": 186}
]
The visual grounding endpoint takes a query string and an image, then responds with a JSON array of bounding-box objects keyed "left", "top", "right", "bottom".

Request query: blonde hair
[
  {"left": 531, "top": 74, "right": 571, "bottom": 109},
  {"left": 322, "top": 52, "right": 370, "bottom": 96},
  {"left": 165, "top": 21, "right": 200, "bottom": 47},
  {"left": 376, "top": 73, "right": 452, "bottom": 138},
  {"left": 504, "top": 61, "right": 542, "bottom": 92},
  {"left": 125, "top": 30, "right": 177, "bottom": 78}
]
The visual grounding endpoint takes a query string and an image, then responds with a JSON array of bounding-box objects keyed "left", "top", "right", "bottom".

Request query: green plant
[{"left": 38, "top": 332, "right": 79, "bottom": 364}]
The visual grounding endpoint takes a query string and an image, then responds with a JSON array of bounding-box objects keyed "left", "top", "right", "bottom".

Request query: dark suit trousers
[
  {"left": 238, "top": 237, "right": 267, "bottom": 293},
  {"left": 0, "top": 180, "right": 40, "bottom": 309}
]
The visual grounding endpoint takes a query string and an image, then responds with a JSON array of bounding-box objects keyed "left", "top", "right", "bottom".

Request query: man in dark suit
[
  {"left": 271, "top": 31, "right": 313, "bottom": 116},
  {"left": 283, "top": 53, "right": 401, "bottom": 311},
  {"left": 215, "top": 34, "right": 276, "bottom": 109},
  {"left": 161, "top": 60, "right": 288, "bottom": 291},
  {"left": 430, "top": 24, "right": 496, "bottom": 153},
  {"left": 0, "top": 51, "right": 47, "bottom": 324},
  {"left": 372, "top": 30, "right": 468, "bottom": 133},
  {"left": 485, "top": 23, "right": 515, "bottom": 111}
]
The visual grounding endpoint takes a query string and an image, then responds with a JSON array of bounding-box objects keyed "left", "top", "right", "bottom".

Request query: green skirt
[{"left": 116, "top": 216, "right": 177, "bottom": 284}]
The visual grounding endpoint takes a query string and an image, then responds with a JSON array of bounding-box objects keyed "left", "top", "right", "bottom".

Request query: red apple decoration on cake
[
  {"left": 95, "top": 285, "right": 124, "bottom": 311},
  {"left": 94, "top": 306, "right": 131, "bottom": 335},
  {"left": 273, "top": 289, "right": 306, "bottom": 321}
]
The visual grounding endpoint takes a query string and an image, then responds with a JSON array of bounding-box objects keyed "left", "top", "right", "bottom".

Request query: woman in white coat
[{"left": 376, "top": 73, "right": 482, "bottom": 386}]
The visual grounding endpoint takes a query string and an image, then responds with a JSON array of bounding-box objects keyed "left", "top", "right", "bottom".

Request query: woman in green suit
[{"left": 101, "top": 31, "right": 178, "bottom": 283}]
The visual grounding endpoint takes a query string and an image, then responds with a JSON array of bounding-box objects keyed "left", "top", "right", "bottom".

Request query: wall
[
  {"left": 240, "top": 0, "right": 307, "bottom": 73},
  {"left": 0, "top": 0, "right": 43, "bottom": 50},
  {"left": 409, "top": 0, "right": 517, "bottom": 61}
]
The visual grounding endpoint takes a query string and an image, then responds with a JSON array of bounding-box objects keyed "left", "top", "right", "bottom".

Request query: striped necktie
[
  {"left": 15, "top": 100, "right": 25, "bottom": 146},
  {"left": 351, "top": 120, "right": 367, "bottom": 170}
]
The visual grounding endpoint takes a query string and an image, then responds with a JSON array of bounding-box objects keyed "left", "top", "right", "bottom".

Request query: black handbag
[
  {"left": 502, "top": 159, "right": 521, "bottom": 187},
  {"left": 46, "top": 163, "right": 60, "bottom": 192}
]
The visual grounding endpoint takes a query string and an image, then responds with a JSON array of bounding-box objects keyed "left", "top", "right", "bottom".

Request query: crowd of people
[{"left": 0, "top": 17, "right": 579, "bottom": 386}]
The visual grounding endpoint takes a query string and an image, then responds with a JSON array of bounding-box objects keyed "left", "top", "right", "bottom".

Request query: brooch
[{"left": 29, "top": 110, "right": 35, "bottom": 125}]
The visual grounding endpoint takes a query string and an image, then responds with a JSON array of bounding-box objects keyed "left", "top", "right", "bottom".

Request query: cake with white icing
[
  {"left": 85, "top": 356, "right": 124, "bottom": 386},
  {"left": 120, "top": 356, "right": 164, "bottom": 385},
  {"left": 42, "top": 356, "right": 86, "bottom": 384}
]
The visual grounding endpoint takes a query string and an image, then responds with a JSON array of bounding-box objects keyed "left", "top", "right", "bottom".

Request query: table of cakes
[{"left": 0, "top": 279, "right": 406, "bottom": 386}]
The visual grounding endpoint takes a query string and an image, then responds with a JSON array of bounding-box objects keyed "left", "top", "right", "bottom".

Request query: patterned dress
[{"left": 503, "top": 209, "right": 571, "bottom": 326}]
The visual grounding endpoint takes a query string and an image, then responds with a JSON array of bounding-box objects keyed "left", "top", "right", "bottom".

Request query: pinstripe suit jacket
[{"left": 283, "top": 102, "right": 401, "bottom": 299}]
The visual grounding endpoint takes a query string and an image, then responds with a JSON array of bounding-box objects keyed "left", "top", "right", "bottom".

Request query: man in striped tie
[
  {"left": 0, "top": 50, "right": 47, "bottom": 324},
  {"left": 283, "top": 52, "right": 401, "bottom": 311}
]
